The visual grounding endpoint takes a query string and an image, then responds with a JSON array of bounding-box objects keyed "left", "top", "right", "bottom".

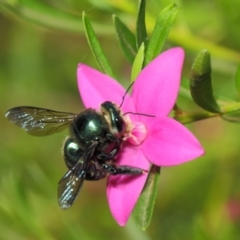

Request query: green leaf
[
  {"left": 82, "top": 12, "right": 115, "bottom": 78},
  {"left": 136, "top": 0, "right": 148, "bottom": 49},
  {"left": 235, "top": 63, "right": 240, "bottom": 93},
  {"left": 190, "top": 49, "right": 221, "bottom": 113},
  {"left": 145, "top": 3, "right": 178, "bottom": 65},
  {"left": 131, "top": 43, "right": 145, "bottom": 82},
  {"left": 113, "top": 15, "right": 137, "bottom": 64},
  {"left": 133, "top": 165, "right": 160, "bottom": 230}
]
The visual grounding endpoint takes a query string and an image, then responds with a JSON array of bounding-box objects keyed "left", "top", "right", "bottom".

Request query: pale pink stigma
[{"left": 123, "top": 115, "right": 147, "bottom": 145}]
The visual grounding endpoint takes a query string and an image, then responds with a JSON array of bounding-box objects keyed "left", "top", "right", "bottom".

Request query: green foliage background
[{"left": 1, "top": 0, "right": 240, "bottom": 239}]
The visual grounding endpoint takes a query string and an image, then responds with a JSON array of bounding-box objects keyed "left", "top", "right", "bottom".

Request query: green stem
[
  {"left": 174, "top": 110, "right": 217, "bottom": 124},
  {"left": 175, "top": 101, "right": 240, "bottom": 124},
  {"left": 220, "top": 101, "right": 240, "bottom": 112}
]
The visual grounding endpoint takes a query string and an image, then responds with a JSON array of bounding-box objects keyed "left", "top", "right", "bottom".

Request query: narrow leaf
[
  {"left": 82, "top": 12, "right": 115, "bottom": 78},
  {"left": 136, "top": 0, "right": 148, "bottom": 49},
  {"left": 235, "top": 63, "right": 240, "bottom": 93},
  {"left": 113, "top": 15, "right": 137, "bottom": 64},
  {"left": 131, "top": 43, "right": 145, "bottom": 82},
  {"left": 190, "top": 49, "right": 221, "bottom": 113},
  {"left": 133, "top": 165, "right": 160, "bottom": 230},
  {"left": 145, "top": 3, "right": 178, "bottom": 65}
]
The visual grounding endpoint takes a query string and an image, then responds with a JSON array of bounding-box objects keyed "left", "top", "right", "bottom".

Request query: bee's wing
[
  {"left": 58, "top": 143, "right": 99, "bottom": 209},
  {"left": 58, "top": 160, "right": 86, "bottom": 209},
  {"left": 5, "top": 106, "right": 77, "bottom": 136}
]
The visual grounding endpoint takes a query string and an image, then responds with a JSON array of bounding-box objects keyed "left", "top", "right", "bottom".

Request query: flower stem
[
  {"left": 174, "top": 101, "right": 240, "bottom": 124},
  {"left": 174, "top": 110, "right": 217, "bottom": 124}
]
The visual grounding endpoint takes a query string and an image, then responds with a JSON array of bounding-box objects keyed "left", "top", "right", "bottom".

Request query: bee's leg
[
  {"left": 106, "top": 133, "right": 122, "bottom": 145},
  {"left": 97, "top": 148, "right": 118, "bottom": 160},
  {"left": 85, "top": 161, "right": 108, "bottom": 180},
  {"left": 99, "top": 162, "right": 145, "bottom": 175},
  {"left": 101, "top": 133, "right": 122, "bottom": 158},
  {"left": 97, "top": 134, "right": 122, "bottom": 160}
]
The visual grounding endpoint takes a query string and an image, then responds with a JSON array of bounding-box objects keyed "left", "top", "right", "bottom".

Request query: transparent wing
[
  {"left": 58, "top": 143, "right": 99, "bottom": 209},
  {"left": 58, "top": 161, "right": 86, "bottom": 209},
  {"left": 5, "top": 106, "right": 78, "bottom": 136}
]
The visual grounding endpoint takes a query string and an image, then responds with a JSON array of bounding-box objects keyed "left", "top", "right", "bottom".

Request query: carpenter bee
[{"left": 5, "top": 101, "right": 144, "bottom": 209}]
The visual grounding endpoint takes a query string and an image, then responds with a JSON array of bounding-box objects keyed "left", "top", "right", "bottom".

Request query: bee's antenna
[
  {"left": 120, "top": 82, "right": 155, "bottom": 118},
  {"left": 123, "top": 112, "right": 155, "bottom": 118},
  {"left": 119, "top": 81, "right": 135, "bottom": 109}
]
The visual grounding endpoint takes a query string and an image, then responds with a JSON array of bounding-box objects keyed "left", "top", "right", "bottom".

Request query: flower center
[{"left": 122, "top": 115, "right": 147, "bottom": 145}]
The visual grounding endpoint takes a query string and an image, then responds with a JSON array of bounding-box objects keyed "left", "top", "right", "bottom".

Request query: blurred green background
[{"left": 1, "top": 0, "right": 240, "bottom": 239}]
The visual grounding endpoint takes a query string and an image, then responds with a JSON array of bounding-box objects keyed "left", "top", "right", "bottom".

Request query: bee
[{"left": 5, "top": 101, "right": 144, "bottom": 209}]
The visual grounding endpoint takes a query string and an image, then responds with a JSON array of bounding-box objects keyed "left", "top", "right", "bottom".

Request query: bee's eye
[
  {"left": 101, "top": 101, "right": 125, "bottom": 133},
  {"left": 114, "top": 114, "right": 125, "bottom": 132}
]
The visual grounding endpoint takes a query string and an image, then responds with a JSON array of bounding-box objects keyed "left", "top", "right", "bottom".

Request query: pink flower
[{"left": 77, "top": 47, "right": 204, "bottom": 226}]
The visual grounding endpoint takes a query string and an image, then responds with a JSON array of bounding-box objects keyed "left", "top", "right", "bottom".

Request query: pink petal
[
  {"left": 143, "top": 117, "right": 204, "bottom": 166},
  {"left": 107, "top": 144, "right": 150, "bottom": 226},
  {"left": 77, "top": 64, "right": 135, "bottom": 111},
  {"left": 131, "top": 48, "right": 185, "bottom": 124}
]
